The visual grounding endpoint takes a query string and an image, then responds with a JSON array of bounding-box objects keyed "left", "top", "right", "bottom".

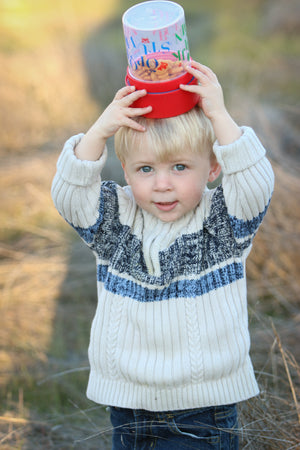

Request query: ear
[
  {"left": 208, "top": 160, "right": 222, "bottom": 182},
  {"left": 121, "top": 163, "right": 130, "bottom": 185}
]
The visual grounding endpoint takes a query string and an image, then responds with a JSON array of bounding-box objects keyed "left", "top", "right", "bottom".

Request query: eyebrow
[
  {"left": 135, "top": 153, "right": 196, "bottom": 162},
  {"left": 131, "top": 160, "right": 155, "bottom": 166}
]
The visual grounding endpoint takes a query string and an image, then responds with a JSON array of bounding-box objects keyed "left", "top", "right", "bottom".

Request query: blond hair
[{"left": 114, "top": 107, "right": 215, "bottom": 164}]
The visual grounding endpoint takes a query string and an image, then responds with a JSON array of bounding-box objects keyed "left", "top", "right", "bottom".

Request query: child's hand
[
  {"left": 75, "top": 86, "right": 152, "bottom": 161},
  {"left": 180, "top": 61, "right": 225, "bottom": 121},
  {"left": 94, "top": 86, "right": 152, "bottom": 140},
  {"left": 180, "top": 61, "right": 242, "bottom": 145}
]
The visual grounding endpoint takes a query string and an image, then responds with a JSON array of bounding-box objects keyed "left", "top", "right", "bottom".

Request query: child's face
[{"left": 122, "top": 144, "right": 219, "bottom": 223}]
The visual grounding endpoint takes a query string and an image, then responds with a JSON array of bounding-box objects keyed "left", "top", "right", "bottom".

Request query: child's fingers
[
  {"left": 185, "top": 62, "right": 218, "bottom": 84},
  {"left": 179, "top": 82, "right": 200, "bottom": 93},
  {"left": 126, "top": 105, "right": 152, "bottom": 117},
  {"left": 114, "top": 85, "right": 136, "bottom": 100},
  {"left": 185, "top": 66, "right": 211, "bottom": 84},
  {"left": 114, "top": 104, "right": 152, "bottom": 132},
  {"left": 189, "top": 61, "right": 217, "bottom": 78},
  {"left": 112, "top": 86, "right": 153, "bottom": 129},
  {"left": 122, "top": 117, "right": 147, "bottom": 132},
  {"left": 115, "top": 86, "right": 148, "bottom": 106},
  {"left": 124, "top": 89, "right": 149, "bottom": 107},
  {"left": 113, "top": 86, "right": 133, "bottom": 102}
]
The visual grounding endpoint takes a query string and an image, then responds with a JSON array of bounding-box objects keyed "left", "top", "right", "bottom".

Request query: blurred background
[{"left": 0, "top": 0, "right": 299, "bottom": 448}]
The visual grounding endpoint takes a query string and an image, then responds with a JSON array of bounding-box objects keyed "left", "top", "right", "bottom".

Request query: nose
[{"left": 153, "top": 171, "right": 172, "bottom": 191}]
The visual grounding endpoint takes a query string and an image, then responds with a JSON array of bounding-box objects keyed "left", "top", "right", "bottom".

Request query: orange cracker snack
[{"left": 132, "top": 58, "right": 185, "bottom": 81}]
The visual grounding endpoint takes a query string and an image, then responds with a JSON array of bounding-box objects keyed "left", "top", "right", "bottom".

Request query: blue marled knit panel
[
  {"left": 97, "top": 261, "right": 244, "bottom": 302},
  {"left": 71, "top": 183, "right": 254, "bottom": 287},
  {"left": 229, "top": 199, "right": 271, "bottom": 239},
  {"left": 71, "top": 181, "right": 131, "bottom": 259}
]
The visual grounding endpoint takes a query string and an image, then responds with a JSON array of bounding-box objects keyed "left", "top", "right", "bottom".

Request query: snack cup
[{"left": 122, "top": 1, "right": 199, "bottom": 118}]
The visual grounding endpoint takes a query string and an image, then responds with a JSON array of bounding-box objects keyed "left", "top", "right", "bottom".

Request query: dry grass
[{"left": 0, "top": 42, "right": 99, "bottom": 154}]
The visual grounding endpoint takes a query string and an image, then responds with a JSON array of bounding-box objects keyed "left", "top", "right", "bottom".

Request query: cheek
[
  {"left": 188, "top": 190, "right": 204, "bottom": 207},
  {"left": 180, "top": 179, "right": 205, "bottom": 203},
  {"left": 130, "top": 181, "right": 149, "bottom": 205}
]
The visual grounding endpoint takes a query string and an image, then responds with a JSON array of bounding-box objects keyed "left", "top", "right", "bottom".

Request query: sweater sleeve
[
  {"left": 213, "top": 126, "right": 274, "bottom": 242},
  {"left": 51, "top": 133, "right": 108, "bottom": 231}
]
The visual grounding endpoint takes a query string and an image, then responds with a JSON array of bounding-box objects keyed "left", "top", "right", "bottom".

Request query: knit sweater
[{"left": 51, "top": 126, "right": 274, "bottom": 412}]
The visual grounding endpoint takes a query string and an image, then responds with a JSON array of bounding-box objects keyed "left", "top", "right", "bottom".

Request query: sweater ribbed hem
[{"left": 86, "top": 362, "right": 259, "bottom": 411}]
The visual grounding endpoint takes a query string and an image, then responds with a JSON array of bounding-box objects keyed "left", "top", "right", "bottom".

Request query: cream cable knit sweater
[{"left": 51, "top": 127, "right": 274, "bottom": 412}]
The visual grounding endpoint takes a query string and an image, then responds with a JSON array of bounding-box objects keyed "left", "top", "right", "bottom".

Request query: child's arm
[
  {"left": 51, "top": 86, "right": 151, "bottom": 235},
  {"left": 75, "top": 86, "right": 152, "bottom": 161},
  {"left": 180, "top": 61, "right": 241, "bottom": 145},
  {"left": 181, "top": 62, "right": 274, "bottom": 242}
]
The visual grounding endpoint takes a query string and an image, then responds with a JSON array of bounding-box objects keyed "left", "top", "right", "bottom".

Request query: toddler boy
[{"left": 52, "top": 61, "right": 274, "bottom": 449}]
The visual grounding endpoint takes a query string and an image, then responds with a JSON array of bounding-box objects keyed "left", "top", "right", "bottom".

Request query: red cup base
[{"left": 125, "top": 68, "right": 200, "bottom": 119}]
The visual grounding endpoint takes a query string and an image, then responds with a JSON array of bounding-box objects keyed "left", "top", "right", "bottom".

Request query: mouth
[{"left": 154, "top": 201, "right": 178, "bottom": 212}]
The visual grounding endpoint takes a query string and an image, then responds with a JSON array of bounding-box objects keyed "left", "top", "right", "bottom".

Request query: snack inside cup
[{"left": 131, "top": 52, "right": 185, "bottom": 82}]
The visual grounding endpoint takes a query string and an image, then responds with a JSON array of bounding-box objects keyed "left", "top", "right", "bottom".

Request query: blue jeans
[{"left": 110, "top": 404, "right": 239, "bottom": 449}]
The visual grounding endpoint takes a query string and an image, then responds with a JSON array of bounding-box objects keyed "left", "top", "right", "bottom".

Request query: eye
[
  {"left": 139, "top": 165, "right": 153, "bottom": 173},
  {"left": 174, "top": 164, "right": 186, "bottom": 171}
]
